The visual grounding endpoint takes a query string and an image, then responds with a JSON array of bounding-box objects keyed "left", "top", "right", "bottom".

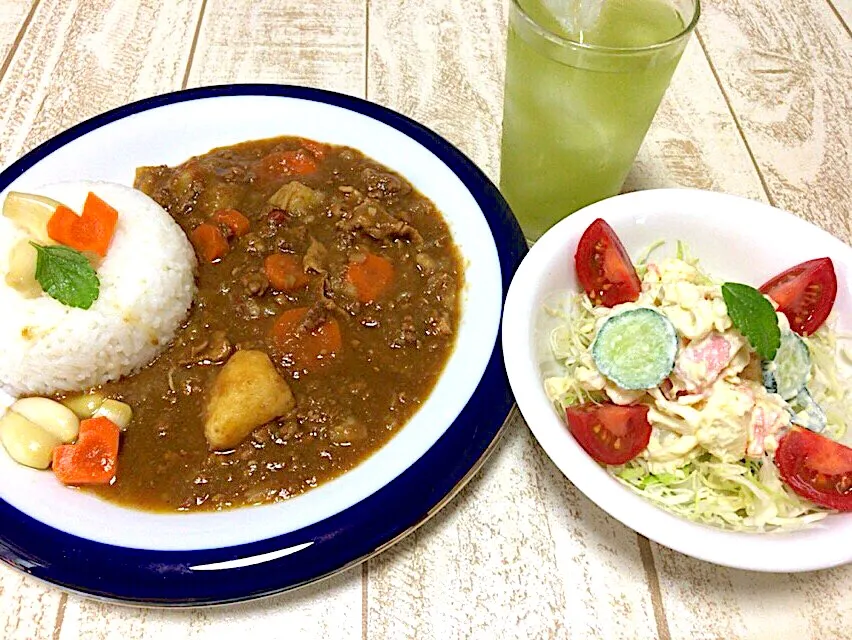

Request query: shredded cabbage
[
  {"left": 543, "top": 242, "right": 852, "bottom": 532},
  {"left": 544, "top": 292, "right": 604, "bottom": 408},
  {"left": 801, "top": 321, "right": 852, "bottom": 442},
  {"left": 612, "top": 455, "right": 829, "bottom": 531}
]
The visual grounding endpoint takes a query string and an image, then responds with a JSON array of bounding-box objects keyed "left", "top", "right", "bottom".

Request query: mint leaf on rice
[{"left": 31, "top": 243, "right": 100, "bottom": 309}]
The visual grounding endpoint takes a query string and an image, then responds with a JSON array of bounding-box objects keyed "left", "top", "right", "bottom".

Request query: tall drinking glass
[{"left": 500, "top": 0, "right": 700, "bottom": 241}]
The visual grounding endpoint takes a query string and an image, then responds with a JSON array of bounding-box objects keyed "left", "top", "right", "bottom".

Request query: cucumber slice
[
  {"left": 591, "top": 308, "right": 678, "bottom": 390},
  {"left": 762, "top": 330, "right": 810, "bottom": 400},
  {"left": 789, "top": 389, "right": 827, "bottom": 433},
  {"left": 762, "top": 367, "right": 778, "bottom": 395}
]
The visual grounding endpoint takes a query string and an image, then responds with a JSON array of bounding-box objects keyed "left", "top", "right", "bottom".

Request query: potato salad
[{"left": 543, "top": 219, "right": 852, "bottom": 532}]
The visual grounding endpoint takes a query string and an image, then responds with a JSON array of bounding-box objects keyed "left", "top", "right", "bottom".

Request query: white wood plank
[
  {"left": 695, "top": 0, "right": 851, "bottom": 243},
  {"left": 185, "top": 0, "right": 366, "bottom": 97},
  {"left": 367, "top": 0, "right": 509, "bottom": 179},
  {"left": 0, "top": 564, "right": 62, "bottom": 640},
  {"left": 654, "top": 552, "right": 852, "bottom": 640},
  {"left": 367, "top": 413, "right": 659, "bottom": 639},
  {"left": 623, "top": 36, "right": 767, "bottom": 202},
  {"left": 0, "top": 0, "right": 203, "bottom": 168},
  {"left": 57, "top": 568, "right": 362, "bottom": 640},
  {"left": 0, "top": 0, "right": 32, "bottom": 64},
  {"left": 828, "top": 0, "right": 852, "bottom": 30}
]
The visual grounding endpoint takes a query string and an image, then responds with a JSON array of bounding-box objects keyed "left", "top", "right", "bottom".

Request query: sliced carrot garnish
[
  {"left": 345, "top": 253, "right": 395, "bottom": 303},
  {"left": 46, "top": 193, "right": 118, "bottom": 257},
  {"left": 264, "top": 254, "right": 308, "bottom": 291},
  {"left": 45, "top": 205, "right": 79, "bottom": 245},
  {"left": 52, "top": 417, "right": 120, "bottom": 485},
  {"left": 190, "top": 223, "right": 229, "bottom": 263},
  {"left": 214, "top": 209, "right": 250, "bottom": 237},
  {"left": 271, "top": 307, "right": 342, "bottom": 371}
]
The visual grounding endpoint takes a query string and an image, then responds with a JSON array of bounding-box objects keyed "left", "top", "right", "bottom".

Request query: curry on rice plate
[{"left": 0, "top": 136, "right": 464, "bottom": 512}]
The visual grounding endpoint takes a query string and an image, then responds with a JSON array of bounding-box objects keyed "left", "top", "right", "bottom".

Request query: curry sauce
[{"left": 85, "top": 136, "right": 463, "bottom": 511}]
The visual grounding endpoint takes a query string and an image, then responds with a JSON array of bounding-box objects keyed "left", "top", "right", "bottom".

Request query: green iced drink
[{"left": 500, "top": 0, "right": 699, "bottom": 240}]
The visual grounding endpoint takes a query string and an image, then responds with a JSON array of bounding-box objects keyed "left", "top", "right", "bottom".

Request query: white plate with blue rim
[{"left": 0, "top": 84, "right": 527, "bottom": 605}]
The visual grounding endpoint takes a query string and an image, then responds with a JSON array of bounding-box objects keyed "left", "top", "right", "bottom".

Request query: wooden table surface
[{"left": 1, "top": 0, "right": 850, "bottom": 638}]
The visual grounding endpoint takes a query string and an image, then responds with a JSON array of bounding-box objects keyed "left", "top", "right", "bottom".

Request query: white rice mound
[{"left": 0, "top": 181, "right": 196, "bottom": 396}]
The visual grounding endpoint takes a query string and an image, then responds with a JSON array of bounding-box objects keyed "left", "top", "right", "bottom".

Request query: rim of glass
[{"left": 510, "top": 0, "right": 701, "bottom": 54}]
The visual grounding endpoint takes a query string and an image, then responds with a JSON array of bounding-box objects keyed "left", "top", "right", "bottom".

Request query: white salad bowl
[{"left": 502, "top": 188, "right": 852, "bottom": 572}]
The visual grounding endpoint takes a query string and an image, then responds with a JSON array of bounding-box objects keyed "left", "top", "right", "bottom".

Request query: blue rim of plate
[{"left": 0, "top": 84, "right": 527, "bottom": 606}]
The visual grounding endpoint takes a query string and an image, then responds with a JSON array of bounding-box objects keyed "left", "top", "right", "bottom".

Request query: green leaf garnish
[
  {"left": 30, "top": 243, "right": 100, "bottom": 309},
  {"left": 722, "top": 282, "right": 781, "bottom": 360}
]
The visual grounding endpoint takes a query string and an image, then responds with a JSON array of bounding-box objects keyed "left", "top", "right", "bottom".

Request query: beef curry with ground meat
[{"left": 81, "top": 136, "right": 462, "bottom": 511}]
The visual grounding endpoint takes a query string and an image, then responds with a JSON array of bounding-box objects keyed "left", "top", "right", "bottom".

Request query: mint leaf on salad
[
  {"left": 722, "top": 282, "right": 781, "bottom": 360},
  {"left": 31, "top": 243, "right": 100, "bottom": 309}
]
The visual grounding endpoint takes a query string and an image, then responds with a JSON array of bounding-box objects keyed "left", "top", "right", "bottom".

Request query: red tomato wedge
[
  {"left": 575, "top": 218, "right": 641, "bottom": 307},
  {"left": 759, "top": 257, "right": 837, "bottom": 335},
  {"left": 775, "top": 427, "right": 852, "bottom": 511},
  {"left": 565, "top": 403, "right": 652, "bottom": 465}
]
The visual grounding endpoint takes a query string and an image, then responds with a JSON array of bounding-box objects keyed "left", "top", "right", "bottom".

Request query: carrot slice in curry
[
  {"left": 46, "top": 193, "right": 118, "bottom": 257},
  {"left": 271, "top": 307, "right": 342, "bottom": 371},
  {"left": 346, "top": 253, "right": 395, "bottom": 303},
  {"left": 52, "top": 417, "right": 120, "bottom": 485},
  {"left": 264, "top": 254, "right": 309, "bottom": 291},
  {"left": 190, "top": 223, "right": 229, "bottom": 263},
  {"left": 298, "top": 139, "right": 329, "bottom": 160},
  {"left": 214, "top": 209, "right": 250, "bottom": 237},
  {"left": 255, "top": 149, "right": 318, "bottom": 179}
]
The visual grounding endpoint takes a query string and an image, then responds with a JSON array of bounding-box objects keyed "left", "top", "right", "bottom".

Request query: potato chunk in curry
[
  {"left": 204, "top": 350, "right": 294, "bottom": 451},
  {"left": 267, "top": 181, "right": 323, "bottom": 216}
]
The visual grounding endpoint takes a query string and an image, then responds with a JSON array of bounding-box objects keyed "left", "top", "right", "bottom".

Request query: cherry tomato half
[
  {"left": 759, "top": 257, "right": 837, "bottom": 335},
  {"left": 574, "top": 218, "right": 641, "bottom": 307},
  {"left": 565, "top": 403, "right": 651, "bottom": 465},
  {"left": 775, "top": 427, "right": 852, "bottom": 511}
]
